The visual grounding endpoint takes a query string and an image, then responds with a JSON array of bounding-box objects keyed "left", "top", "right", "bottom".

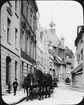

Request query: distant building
[
  {"left": 48, "top": 48, "right": 55, "bottom": 80},
  {"left": 36, "top": 26, "right": 49, "bottom": 72},
  {"left": 36, "top": 19, "right": 74, "bottom": 82},
  {"left": 65, "top": 46, "right": 74, "bottom": 80},
  {"left": 36, "top": 12, "right": 44, "bottom": 70},
  {"left": 46, "top": 20, "right": 66, "bottom": 81},
  {"left": 71, "top": 26, "right": 84, "bottom": 89}
]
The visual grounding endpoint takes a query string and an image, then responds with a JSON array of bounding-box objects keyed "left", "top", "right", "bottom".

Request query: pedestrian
[
  {"left": 13, "top": 78, "right": 18, "bottom": 96},
  {"left": 8, "top": 82, "right": 11, "bottom": 93}
]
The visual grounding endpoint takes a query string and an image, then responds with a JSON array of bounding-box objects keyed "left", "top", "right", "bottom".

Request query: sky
[{"left": 36, "top": 0, "right": 83, "bottom": 53}]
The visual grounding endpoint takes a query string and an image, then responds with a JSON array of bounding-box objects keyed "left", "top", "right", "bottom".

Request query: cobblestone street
[{"left": 16, "top": 83, "right": 84, "bottom": 105}]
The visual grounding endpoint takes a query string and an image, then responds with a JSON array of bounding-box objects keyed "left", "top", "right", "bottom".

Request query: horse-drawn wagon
[{"left": 23, "top": 69, "right": 53, "bottom": 101}]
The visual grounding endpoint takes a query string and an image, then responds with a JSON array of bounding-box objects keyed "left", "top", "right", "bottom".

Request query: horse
[
  {"left": 23, "top": 72, "right": 34, "bottom": 101},
  {"left": 34, "top": 69, "right": 53, "bottom": 100},
  {"left": 42, "top": 73, "right": 53, "bottom": 98}
]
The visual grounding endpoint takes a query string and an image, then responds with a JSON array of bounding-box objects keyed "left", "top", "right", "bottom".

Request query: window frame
[
  {"left": 15, "top": 61, "right": 17, "bottom": 79},
  {"left": 15, "top": 27, "right": 18, "bottom": 50},
  {"left": 7, "top": 17, "right": 11, "bottom": 44}
]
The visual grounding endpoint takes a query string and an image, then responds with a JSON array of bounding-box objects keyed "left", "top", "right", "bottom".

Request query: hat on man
[{"left": 15, "top": 78, "right": 17, "bottom": 80}]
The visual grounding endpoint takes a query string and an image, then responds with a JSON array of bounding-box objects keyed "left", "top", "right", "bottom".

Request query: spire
[
  {"left": 51, "top": 12, "right": 53, "bottom": 20},
  {"left": 60, "top": 32, "right": 64, "bottom": 47},
  {"left": 61, "top": 32, "right": 63, "bottom": 38},
  {"left": 49, "top": 12, "right": 55, "bottom": 29}
]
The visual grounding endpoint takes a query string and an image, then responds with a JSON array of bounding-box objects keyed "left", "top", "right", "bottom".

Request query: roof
[
  {"left": 54, "top": 54, "right": 66, "bottom": 66},
  {"left": 47, "top": 29, "right": 64, "bottom": 49},
  {"left": 48, "top": 48, "right": 55, "bottom": 57}
]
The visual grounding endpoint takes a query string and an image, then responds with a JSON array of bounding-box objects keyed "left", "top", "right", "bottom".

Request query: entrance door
[{"left": 6, "top": 56, "right": 11, "bottom": 85}]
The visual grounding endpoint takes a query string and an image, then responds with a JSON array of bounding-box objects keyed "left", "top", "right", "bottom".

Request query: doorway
[{"left": 6, "top": 56, "right": 11, "bottom": 85}]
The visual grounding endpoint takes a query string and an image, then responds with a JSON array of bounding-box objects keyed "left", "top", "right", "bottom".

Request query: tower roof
[{"left": 49, "top": 20, "right": 55, "bottom": 28}]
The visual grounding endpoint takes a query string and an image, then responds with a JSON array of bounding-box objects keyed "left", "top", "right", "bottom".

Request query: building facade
[
  {"left": 36, "top": 26, "right": 49, "bottom": 72},
  {"left": 46, "top": 20, "right": 66, "bottom": 81},
  {"left": 1, "top": 0, "right": 38, "bottom": 94},
  {"left": 36, "top": 12, "right": 44, "bottom": 70},
  {"left": 20, "top": 0, "right": 38, "bottom": 86},
  {"left": 65, "top": 46, "right": 74, "bottom": 81},
  {"left": 72, "top": 26, "right": 84, "bottom": 89},
  {"left": 1, "top": 1, "right": 21, "bottom": 93}
]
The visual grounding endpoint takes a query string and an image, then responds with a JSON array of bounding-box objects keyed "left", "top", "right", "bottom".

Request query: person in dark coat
[
  {"left": 13, "top": 78, "right": 18, "bottom": 96},
  {"left": 8, "top": 82, "right": 11, "bottom": 93}
]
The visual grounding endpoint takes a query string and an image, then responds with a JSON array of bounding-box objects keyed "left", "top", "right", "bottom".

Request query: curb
[
  {"left": 69, "top": 87, "right": 84, "bottom": 92},
  {"left": 9, "top": 96, "right": 26, "bottom": 105}
]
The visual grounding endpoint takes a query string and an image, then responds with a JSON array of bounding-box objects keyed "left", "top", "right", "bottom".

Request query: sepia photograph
[{"left": 0, "top": 0, "right": 84, "bottom": 105}]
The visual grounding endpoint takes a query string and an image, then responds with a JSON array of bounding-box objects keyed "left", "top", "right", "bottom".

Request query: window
[
  {"left": 34, "top": 44, "right": 36, "bottom": 60},
  {"left": 22, "top": 0, "right": 26, "bottom": 17},
  {"left": 7, "top": 17, "right": 11, "bottom": 44},
  {"left": 26, "top": 5, "right": 29, "bottom": 21},
  {"left": 21, "top": 0, "right": 23, "bottom": 12},
  {"left": 15, "top": 0, "right": 18, "bottom": 12},
  {"left": 31, "top": 41, "right": 33, "bottom": 58},
  {"left": 15, "top": 61, "right": 17, "bottom": 79},
  {"left": 33, "top": 16, "right": 36, "bottom": 33},
  {"left": 21, "top": 29, "right": 25, "bottom": 51},
  {"left": 27, "top": 36, "right": 29, "bottom": 55},
  {"left": 32, "top": 43, "right": 34, "bottom": 59},
  {"left": 45, "top": 41, "right": 46, "bottom": 46},
  {"left": 79, "top": 54, "right": 80, "bottom": 63},
  {"left": 22, "top": 61, "right": 24, "bottom": 80},
  {"left": 30, "top": 8, "right": 33, "bottom": 27},
  {"left": 25, "top": 35, "right": 27, "bottom": 53},
  {"left": 50, "top": 62, "right": 52, "bottom": 67},
  {"left": 77, "top": 54, "right": 80, "bottom": 64},
  {"left": 15, "top": 28, "right": 18, "bottom": 49},
  {"left": 81, "top": 39, "right": 83, "bottom": 44},
  {"left": 27, "top": 64, "right": 28, "bottom": 74},
  {"left": 81, "top": 49, "right": 83, "bottom": 60},
  {"left": 29, "top": 39, "right": 31, "bottom": 56}
]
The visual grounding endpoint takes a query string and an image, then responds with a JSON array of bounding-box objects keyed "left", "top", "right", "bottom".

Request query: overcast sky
[{"left": 36, "top": 1, "right": 83, "bottom": 53}]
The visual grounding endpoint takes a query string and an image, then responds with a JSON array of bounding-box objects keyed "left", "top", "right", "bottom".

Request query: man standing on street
[{"left": 13, "top": 78, "right": 18, "bottom": 96}]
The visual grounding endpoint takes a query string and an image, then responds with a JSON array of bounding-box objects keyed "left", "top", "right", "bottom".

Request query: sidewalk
[
  {"left": 57, "top": 82, "right": 84, "bottom": 92},
  {"left": 69, "top": 87, "right": 84, "bottom": 93},
  {"left": 2, "top": 89, "right": 26, "bottom": 105}
]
